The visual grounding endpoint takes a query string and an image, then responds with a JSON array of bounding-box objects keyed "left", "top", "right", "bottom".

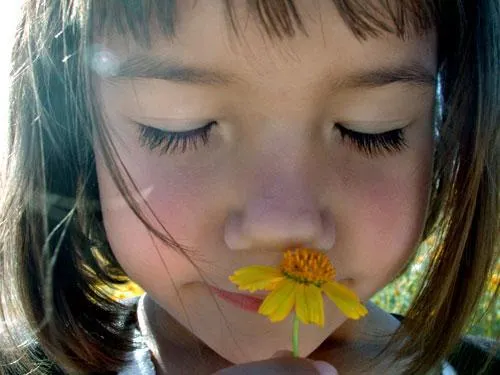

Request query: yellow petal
[
  {"left": 268, "top": 285, "right": 296, "bottom": 322},
  {"left": 322, "top": 281, "right": 368, "bottom": 319},
  {"left": 258, "top": 279, "right": 295, "bottom": 322},
  {"left": 229, "top": 266, "right": 284, "bottom": 292},
  {"left": 305, "top": 284, "right": 324, "bottom": 327},
  {"left": 295, "top": 284, "right": 325, "bottom": 326},
  {"left": 295, "top": 283, "right": 309, "bottom": 324}
]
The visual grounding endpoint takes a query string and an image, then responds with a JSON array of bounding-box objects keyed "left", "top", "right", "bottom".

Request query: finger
[
  {"left": 271, "top": 351, "right": 338, "bottom": 374},
  {"left": 213, "top": 357, "right": 338, "bottom": 375},
  {"left": 271, "top": 350, "right": 294, "bottom": 358},
  {"left": 312, "top": 360, "right": 339, "bottom": 375}
]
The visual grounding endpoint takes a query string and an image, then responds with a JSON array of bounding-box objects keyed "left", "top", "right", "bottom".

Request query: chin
[{"left": 190, "top": 296, "right": 349, "bottom": 363}]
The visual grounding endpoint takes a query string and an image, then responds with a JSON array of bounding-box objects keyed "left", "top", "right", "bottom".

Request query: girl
[{"left": 0, "top": 0, "right": 498, "bottom": 374}]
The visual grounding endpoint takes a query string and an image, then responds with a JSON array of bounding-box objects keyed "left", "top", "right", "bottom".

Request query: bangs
[{"left": 88, "top": 0, "right": 438, "bottom": 45}]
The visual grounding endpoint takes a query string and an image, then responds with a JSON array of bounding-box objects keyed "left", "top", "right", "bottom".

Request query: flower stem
[{"left": 292, "top": 314, "right": 299, "bottom": 357}]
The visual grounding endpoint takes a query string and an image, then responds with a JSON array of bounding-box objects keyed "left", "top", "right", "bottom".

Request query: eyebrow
[
  {"left": 110, "top": 55, "right": 436, "bottom": 89},
  {"left": 111, "top": 55, "right": 236, "bottom": 85},
  {"left": 344, "top": 63, "right": 436, "bottom": 88}
]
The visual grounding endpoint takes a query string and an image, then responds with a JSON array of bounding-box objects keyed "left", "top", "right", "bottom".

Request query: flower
[{"left": 229, "top": 247, "right": 368, "bottom": 327}]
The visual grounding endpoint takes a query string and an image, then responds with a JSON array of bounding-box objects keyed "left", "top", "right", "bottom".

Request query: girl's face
[{"left": 95, "top": 0, "right": 436, "bottom": 364}]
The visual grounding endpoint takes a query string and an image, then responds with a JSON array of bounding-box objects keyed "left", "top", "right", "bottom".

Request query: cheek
[
  {"left": 363, "top": 170, "right": 427, "bottom": 258},
  {"left": 336, "top": 155, "right": 432, "bottom": 296},
  {"left": 94, "top": 148, "right": 218, "bottom": 295}
]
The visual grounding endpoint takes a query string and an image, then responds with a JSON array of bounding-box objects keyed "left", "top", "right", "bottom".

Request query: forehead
[
  {"left": 93, "top": 0, "right": 437, "bottom": 41},
  {"left": 95, "top": 0, "right": 437, "bottom": 83}
]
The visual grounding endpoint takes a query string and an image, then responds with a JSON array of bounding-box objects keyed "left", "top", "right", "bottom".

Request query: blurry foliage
[
  {"left": 98, "top": 235, "right": 498, "bottom": 339},
  {"left": 371, "top": 235, "right": 499, "bottom": 338}
]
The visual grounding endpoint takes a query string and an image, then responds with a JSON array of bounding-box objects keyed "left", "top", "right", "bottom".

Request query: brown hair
[{"left": 0, "top": 1, "right": 498, "bottom": 374}]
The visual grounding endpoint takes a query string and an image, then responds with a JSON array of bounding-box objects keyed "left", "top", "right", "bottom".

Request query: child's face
[{"left": 95, "top": 0, "right": 436, "bottom": 363}]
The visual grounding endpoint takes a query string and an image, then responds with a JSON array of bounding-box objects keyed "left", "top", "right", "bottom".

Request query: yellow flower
[{"left": 229, "top": 248, "right": 368, "bottom": 327}]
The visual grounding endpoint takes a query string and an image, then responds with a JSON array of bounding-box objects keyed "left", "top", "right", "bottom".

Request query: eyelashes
[
  {"left": 137, "top": 121, "right": 408, "bottom": 157},
  {"left": 137, "top": 121, "right": 217, "bottom": 155},
  {"left": 334, "top": 123, "right": 408, "bottom": 156}
]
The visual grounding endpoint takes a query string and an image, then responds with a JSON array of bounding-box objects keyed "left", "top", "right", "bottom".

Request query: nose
[{"left": 224, "top": 179, "right": 335, "bottom": 252}]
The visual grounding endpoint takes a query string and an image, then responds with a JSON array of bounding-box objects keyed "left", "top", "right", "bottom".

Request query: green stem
[{"left": 292, "top": 314, "right": 300, "bottom": 358}]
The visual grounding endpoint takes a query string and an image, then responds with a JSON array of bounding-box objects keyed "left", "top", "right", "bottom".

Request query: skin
[{"left": 94, "top": 0, "right": 437, "bottom": 373}]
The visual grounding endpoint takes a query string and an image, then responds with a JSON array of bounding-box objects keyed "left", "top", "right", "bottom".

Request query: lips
[{"left": 209, "top": 286, "right": 266, "bottom": 312}]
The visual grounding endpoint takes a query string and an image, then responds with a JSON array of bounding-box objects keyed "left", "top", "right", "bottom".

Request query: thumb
[{"left": 271, "top": 351, "right": 338, "bottom": 375}]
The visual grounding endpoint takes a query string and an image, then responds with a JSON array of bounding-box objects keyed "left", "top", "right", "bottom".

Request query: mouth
[{"left": 209, "top": 286, "right": 266, "bottom": 313}]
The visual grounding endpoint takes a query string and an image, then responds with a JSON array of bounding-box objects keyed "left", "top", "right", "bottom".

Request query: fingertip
[{"left": 312, "top": 360, "right": 339, "bottom": 375}]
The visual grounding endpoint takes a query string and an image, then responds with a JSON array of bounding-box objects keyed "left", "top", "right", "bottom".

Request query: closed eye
[
  {"left": 334, "top": 122, "right": 408, "bottom": 157},
  {"left": 135, "top": 120, "right": 406, "bottom": 157},
  {"left": 136, "top": 121, "right": 217, "bottom": 155}
]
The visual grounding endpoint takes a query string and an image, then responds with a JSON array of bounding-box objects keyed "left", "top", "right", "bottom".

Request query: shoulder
[
  {"left": 447, "top": 335, "right": 499, "bottom": 375},
  {"left": 392, "top": 313, "right": 499, "bottom": 374},
  {"left": 117, "top": 345, "right": 155, "bottom": 375},
  {"left": 116, "top": 294, "right": 157, "bottom": 375}
]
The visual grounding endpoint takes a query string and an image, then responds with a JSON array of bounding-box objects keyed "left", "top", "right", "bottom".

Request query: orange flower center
[{"left": 280, "top": 248, "right": 335, "bottom": 286}]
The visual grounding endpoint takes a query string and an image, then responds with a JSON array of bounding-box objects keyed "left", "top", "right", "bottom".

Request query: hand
[{"left": 212, "top": 350, "right": 338, "bottom": 375}]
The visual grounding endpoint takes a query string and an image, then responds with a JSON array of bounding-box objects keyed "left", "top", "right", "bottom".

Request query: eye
[
  {"left": 136, "top": 121, "right": 217, "bottom": 155},
  {"left": 334, "top": 123, "right": 408, "bottom": 157}
]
